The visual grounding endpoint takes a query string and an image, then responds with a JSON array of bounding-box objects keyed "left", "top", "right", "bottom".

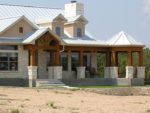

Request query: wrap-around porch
[{"left": 24, "top": 32, "right": 145, "bottom": 87}]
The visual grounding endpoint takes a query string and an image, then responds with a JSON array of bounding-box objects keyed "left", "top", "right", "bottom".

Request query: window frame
[
  {"left": 76, "top": 28, "right": 82, "bottom": 37},
  {"left": 0, "top": 46, "right": 19, "bottom": 72},
  {"left": 55, "top": 26, "right": 61, "bottom": 36},
  {"left": 19, "top": 27, "right": 24, "bottom": 34}
]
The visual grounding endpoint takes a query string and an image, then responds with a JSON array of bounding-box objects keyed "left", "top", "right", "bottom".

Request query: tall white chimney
[{"left": 65, "top": 1, "right": 84, "bottom": 18}]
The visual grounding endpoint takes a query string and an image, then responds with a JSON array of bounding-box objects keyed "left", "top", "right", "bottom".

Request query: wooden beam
[
  {"left": 111, "top": 51, "right": 116, "bottom": 66},
  {"left": 127, "top": 51, "right": 132, "bottom": 66},
  {"left": 50, "top": 50, "right": 54, "bottom": 66},
  {"left": 55, "top": 46, "right": 60, "bottom": 66},
  {"left": 138, "top": 51, "right": 143, "bottom": 66},
  {"left": 106, "top": 51, "right": 111, "bottom": 66},
  {"left": 29, "top": 48, "right": 36, "bottom": 66},
  {"left": 79, "top": 50, "right": 84, "bottom": 66}
]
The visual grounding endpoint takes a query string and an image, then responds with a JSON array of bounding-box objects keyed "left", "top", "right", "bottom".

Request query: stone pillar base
[
  {"left": 137, "top": 67, "right": 145, "bottom": 79},
  {"left": 48, "top": 67, "right": 54, "bottom": 79},
  {"left": 126, "top": 66, "right": 134, "bottom": 78},
  {"left": 109, "top": 67, "right": 118, "bottom": 78},
  {"left": 53, "top": 66, "right": 62, "bottom": 79},
  {"left": 28, "top": 66, "right": 37, "bottom": 87},
  {"left": 77, "top": 67, "right": 86, "bottom": 79},
  {"left": 104, "top": 67, "right": 110, "bottom": 78}
]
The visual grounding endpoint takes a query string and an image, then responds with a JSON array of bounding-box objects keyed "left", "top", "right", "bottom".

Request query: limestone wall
[{"left": 0, "top": 45, "right": 28, "bottom": 78}]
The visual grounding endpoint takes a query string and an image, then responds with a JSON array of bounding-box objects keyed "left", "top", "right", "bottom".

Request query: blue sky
[{"left": 0, "top": 0, "right": 150, "bottom": 47}]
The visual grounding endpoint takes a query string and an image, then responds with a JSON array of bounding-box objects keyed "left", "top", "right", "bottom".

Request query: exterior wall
[
  {"left": 64, "top": 22, "right": 85, "bottom": 37},
  {"left": 37, "top": 50, "right": 48, "bottom": 79},
  {"left": 64, "top": 24, "right": 75, "bottom": 37},
  {"left": 0, "top": 45, "right": 28, "bottom": 78},
  {"left": 0, "top": 20, "right": 35, "bottom": 37}
]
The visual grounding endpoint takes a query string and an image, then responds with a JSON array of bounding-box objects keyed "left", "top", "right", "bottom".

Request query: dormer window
[
  {"left": 55, "top": 27, "right": 61, "bottom": 36},
  {"left": 19, "top": 27, "right": 23, "bottom": 33},
  {"left": 77, "top": 28, "right": 82, "bottom": 37}
]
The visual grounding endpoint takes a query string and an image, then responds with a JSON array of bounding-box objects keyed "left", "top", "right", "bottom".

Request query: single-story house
[{"left": 0, "top": 1, "right": 145, "bottom": 87}]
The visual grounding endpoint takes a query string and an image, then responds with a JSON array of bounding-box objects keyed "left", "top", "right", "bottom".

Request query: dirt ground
[{"left": 0, "top": 87, "right": 150, "bottom": 113}]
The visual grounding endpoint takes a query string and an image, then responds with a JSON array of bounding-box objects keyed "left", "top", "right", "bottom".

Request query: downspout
[{"left": 60, "top": 45, "right": 65, "bottom": 53}]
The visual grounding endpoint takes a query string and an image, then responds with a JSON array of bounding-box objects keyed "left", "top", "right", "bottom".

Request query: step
[{"left": 36, "top": 79, "right": 66, "bottom": 87}]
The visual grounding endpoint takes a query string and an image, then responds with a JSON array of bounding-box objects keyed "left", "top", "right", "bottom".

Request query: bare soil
[{"left": 0, "top": 87, "right": 150, "bottom": 113}]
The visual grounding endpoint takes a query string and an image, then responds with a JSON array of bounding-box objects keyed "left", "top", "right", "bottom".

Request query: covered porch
[{"left": 24, "top": 31, "right": 145, "bottom": 87}]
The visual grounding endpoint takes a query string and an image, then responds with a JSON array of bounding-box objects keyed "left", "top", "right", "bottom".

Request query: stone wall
[{"left": 0, "top": 45, "right": 28, "bottom": 79}]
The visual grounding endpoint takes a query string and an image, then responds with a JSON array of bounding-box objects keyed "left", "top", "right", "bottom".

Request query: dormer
[
  {"left": 35, "top": 14, "right": 67, "bottom": 36},
  {"left": 64, "top": 1, "right": 88, "bottom": 38}
]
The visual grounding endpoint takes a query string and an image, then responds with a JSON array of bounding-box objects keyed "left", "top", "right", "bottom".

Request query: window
[
  {"left": 0, "top": 53, "right": 18, "bottom": 71},
  {"left": 71, "top": 53, "right": 79, "bottom": 71},
  {"left": 55, "top": 27, "right": 61, "bottom": 36},
  {"left": 77, "top": 28, "right": 82, "bottom": 37},
  {"left": 19, "top": 27, "right": 23, "bottom": 33},
  {"left": 60, "top": 54, "right": 68, "bottom": 71}
]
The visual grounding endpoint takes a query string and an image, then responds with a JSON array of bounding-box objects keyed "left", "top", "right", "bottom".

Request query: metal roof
[
  {"left": 107, "top": 31, "right": 144, "bottom": 47},
  {"left": 0, "top": 4, "right": 64, "bottom": 23}
]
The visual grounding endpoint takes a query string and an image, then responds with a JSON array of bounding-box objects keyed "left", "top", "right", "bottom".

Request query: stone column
[
  {"left": 104, "top": 67, "right": 110, "bottom": 78},
  {"left": 137, "top": 67, "right": 145, "bottom": 79},
  {"left": 126, "top": 51, "right": 134, "bottom": 78},
  {"left": 53, "top": 66, "right": 62, "bottom": 79},
  {"left": 28, "top": 66, "right": 37, "bottom": 87},
  {"left": 77, "top": 66, "right": 86, "bottom": 79},
  {"left": 126, "top": 66, "right": 134, "bottom": 78},
  {"left": 109, "top": 67, "right": 118, "bottom": 78}
]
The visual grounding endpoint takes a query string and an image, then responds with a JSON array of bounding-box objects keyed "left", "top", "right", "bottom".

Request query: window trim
[
  {"left": 0, "top": 51, "right": 19, "bottom": 72},
  {"left": 55, "top": 26, "right": 61, "bottom": 36},
  {"left": 19, "top": 27, "right": 24, "bottom": 34},
  {"left": 76, "top": 28, "right": 82, "bottom": 37}
]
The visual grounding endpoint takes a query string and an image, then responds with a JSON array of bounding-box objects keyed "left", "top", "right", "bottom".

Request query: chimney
[{"left": 65, "top": 1, "right": 84, "bottom": 18}]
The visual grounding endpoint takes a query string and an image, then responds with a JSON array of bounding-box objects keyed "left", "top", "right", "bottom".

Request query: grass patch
[
  {"left": 78, "top": 85, "right": 131, "bottom": 89},
  {"left": 146, "top": 109, "right": 150, "bottom": 113},
  {"left": 46, "top": 102, "right": 58, "bottom": 109},
  {"left": 10, "top": 109, "right": 21, "bottom": 113}
]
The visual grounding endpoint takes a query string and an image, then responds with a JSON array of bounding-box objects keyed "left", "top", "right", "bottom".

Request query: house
[{"left": 0, "top": 1, "right": 145, "bottom": 87}]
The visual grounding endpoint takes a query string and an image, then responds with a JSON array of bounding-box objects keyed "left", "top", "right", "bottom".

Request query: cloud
[{"left": 143, "top": 0, "right": 150, "bottom": 14}]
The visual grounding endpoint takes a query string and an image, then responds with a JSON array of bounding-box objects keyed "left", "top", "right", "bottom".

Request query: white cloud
[{"left": 143, "top": 0, "right": 150, "bottom": 14}]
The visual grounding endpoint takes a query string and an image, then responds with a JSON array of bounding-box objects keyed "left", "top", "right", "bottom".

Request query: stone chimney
[{"left": 65, "top": 1, "right": 84, "bottom": 18}]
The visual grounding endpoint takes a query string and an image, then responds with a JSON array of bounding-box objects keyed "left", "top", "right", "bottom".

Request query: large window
[
  {"left": 60, "top": 54, "right": 68, "bottom": 71},
  {"left": 55, "top": 27, "right": 61, "bottom": 36},
  {"left": 77, "top": 28, "right": 82, "bottom": 37},
  {"left": 0, "top": 45, "right": 18, "bottom": 71},
  {"left": 0, "top": 53, "right": 18, "bottom": 71}
]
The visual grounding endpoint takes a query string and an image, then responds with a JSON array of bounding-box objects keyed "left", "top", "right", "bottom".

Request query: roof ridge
[
  {"left": 0, "top": 16, "right": 22, "bottom": 20},
  {"left": 0, "top": 4, "right": 63, "bottom": 10}
]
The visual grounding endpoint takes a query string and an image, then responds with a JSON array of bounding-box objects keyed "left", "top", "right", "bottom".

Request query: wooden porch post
[
  {"left": 55, "top": 46, "right": 60, "bottom": 66},
  {"left": 111, "top": 51, "right": 117, "bottom": 66},
  {"left": 127, "top": 51, "right": 132, "bottom": 66},
  {"left": 29, "top": 48, "right": 36, "bottom": 66},
  {"left": 79, "top": 50, "right": 83, "bottom": 66},
  {"left": 106, "top": 51, "right": 111, "bottom": 66},
  {"left": 138, "top": 51, "right": 143, "bottom": 66},
  {"left": 50, "top": 50, "right": 54, "bottom": 66}
]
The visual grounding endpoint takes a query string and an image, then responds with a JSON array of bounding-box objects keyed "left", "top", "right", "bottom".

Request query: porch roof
[{"left": 107, "top": 31, "right": 144, "bottom": 47}]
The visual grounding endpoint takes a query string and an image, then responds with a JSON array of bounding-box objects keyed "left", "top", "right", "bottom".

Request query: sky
[{"left": 0, "top": 0, "right": 150, "bottom": 47}]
